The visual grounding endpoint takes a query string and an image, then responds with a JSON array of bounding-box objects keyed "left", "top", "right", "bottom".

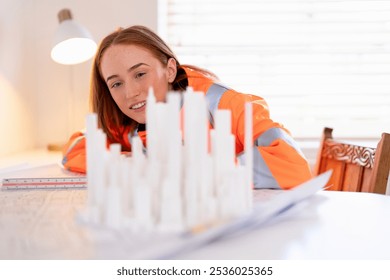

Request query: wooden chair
[{"left": 314, "top": 127, "right": 390, "bottom": 194}]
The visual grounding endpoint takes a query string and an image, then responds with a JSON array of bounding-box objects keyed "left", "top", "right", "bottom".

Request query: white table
[
  {"left": 0, "top": 187, "right": 389, "bottom": 259},
  {"left": 182, "top": 191, "right": 390, "bottom": 259}
]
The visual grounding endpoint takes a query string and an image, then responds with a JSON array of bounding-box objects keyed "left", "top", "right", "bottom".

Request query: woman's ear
[{"left": 167, "top": 58, "right": 177, "bottom": 83}]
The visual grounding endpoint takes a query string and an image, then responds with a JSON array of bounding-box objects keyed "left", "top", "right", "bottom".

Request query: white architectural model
[{"left": 82, "top": 88, "right": 253, "bottom": 233}]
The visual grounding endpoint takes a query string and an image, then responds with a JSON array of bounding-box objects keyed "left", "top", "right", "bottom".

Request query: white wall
[
  {"left": 0, "top": 0, "right": 158, "bottom": 157},
  {"left": 0, "top": 1, "right": 35, "bottom": 156}
]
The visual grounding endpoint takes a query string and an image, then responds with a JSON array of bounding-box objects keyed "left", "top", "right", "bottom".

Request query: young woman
[{"left": 62, "top": 25, "right": 312, "bottom": 189}]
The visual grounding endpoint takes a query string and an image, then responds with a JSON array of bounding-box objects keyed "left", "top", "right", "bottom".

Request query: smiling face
[{"left": 100, "top": 44, "right": 177, "bottom": 124}]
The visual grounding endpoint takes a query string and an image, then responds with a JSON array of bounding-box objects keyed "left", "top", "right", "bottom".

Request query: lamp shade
[{"left": 51, "top": 9, "right": 97, "bottom": 65}]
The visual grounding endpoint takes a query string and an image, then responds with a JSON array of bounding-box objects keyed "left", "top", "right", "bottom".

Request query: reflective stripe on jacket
[{"left": 62, "top": 66, "right": 312, "bottom": 189}]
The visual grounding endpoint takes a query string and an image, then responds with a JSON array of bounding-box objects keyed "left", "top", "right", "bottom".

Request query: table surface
[{"left": 1, "top": 185, "right": 389, "bottom": 260}]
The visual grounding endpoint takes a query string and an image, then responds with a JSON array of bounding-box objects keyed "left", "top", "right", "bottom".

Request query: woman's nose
[
  {"left": 125, "top": 87, "right": 139, "bottom": 99},
  {"left": 125, "top": 90, "right": 132, "bottom": 99}
]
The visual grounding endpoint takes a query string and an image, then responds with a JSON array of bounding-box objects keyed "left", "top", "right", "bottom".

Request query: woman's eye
[
  {"left": 135, "top": 72, "right": 146, "bottom": 79},
  {"left": 111, "top": 82, "right": 122, "bottom": 88}
]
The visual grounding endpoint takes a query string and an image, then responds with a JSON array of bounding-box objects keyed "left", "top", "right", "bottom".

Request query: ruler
[{"left": 1, "top": 177, "right": 87, "bottom": 190}]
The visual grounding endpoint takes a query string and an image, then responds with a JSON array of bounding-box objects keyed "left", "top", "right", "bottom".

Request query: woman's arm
[
  {"left": 62, "top": 131, "right": 87, "bottom": 173},
  {"left": 220, "top": 91, "right": 312, "bottom": 189}
]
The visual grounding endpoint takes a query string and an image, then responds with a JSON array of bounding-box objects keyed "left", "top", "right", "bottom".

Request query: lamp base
[{"left": 47, "top": 142, "right": 65, "bottom": 152}]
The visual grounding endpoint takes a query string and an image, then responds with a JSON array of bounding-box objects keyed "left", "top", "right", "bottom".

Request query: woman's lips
[{"left": 129, "top": 101, "right": 146, "bottom": 111}]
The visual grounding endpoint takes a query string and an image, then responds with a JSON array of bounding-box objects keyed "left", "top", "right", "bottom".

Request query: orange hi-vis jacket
[{"left": 62, "top": 66, "right": 312, "bottom": 189}]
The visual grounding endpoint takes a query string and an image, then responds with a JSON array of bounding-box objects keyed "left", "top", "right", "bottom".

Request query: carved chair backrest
[{"left": 314, "top": 127, "right": 390, "bottom": 194}]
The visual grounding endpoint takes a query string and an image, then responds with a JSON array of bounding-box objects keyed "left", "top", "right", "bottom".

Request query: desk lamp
[{"left": 51, "top": 9, "right": 97, "bottom": 65}]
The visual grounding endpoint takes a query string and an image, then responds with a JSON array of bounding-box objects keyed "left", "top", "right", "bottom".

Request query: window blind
[{"left": 165, "top": 0, "right": 390, "bottom": 139}]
